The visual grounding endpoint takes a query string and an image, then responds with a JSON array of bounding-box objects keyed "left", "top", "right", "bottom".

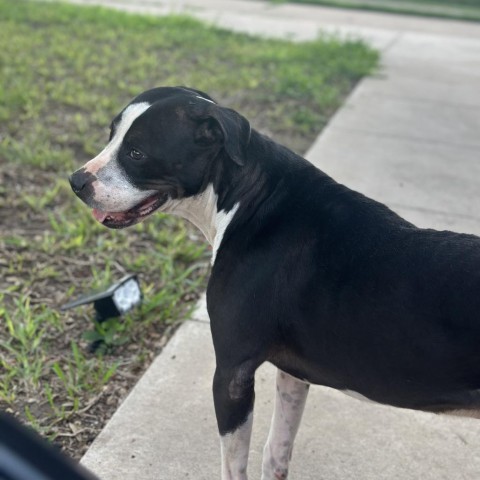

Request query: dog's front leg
[
  {"left": 262, "top": 369, "right": 310, "bottom": 480},
  {"left": 213, "top": 365, "right": 256, "bottom": 480}
]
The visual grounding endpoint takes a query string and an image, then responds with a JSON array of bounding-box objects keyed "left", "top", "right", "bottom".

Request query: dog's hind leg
[
  {"left": 262, "top": 369, "right": 310, "bottom": 480},
  {"left": 213, "top": 364, "right": 257, "bottom": 480}
]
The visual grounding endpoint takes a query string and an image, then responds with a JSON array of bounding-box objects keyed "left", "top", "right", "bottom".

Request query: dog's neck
[
  {"left": 158, "top": 132, "right": 314, "bottom": 264},
  {"left": 160, "top": 184, "right": 239, "bottom": 264}
]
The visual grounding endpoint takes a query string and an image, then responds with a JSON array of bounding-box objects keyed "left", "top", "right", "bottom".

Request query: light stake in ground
[{"left": 61, "top": 273, "right": 142, "bottom": 323}]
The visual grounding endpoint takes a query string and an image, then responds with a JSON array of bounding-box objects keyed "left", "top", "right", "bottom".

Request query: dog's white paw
[{"left": 261, "top": 449, "right": 290, "bottom": 480}]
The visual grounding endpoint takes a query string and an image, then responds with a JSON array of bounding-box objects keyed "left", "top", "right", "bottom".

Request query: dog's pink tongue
[{"left": 92, "top": 209, "right": 108, "bottom": 223}]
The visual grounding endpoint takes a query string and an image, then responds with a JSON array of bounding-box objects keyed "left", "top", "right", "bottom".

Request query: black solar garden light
[{"left": 61, "top": 273, "right": 142, "bottom": 322}]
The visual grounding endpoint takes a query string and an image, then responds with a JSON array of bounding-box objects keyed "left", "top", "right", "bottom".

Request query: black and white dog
[{"left": 70, "top": 86, "right": 480, "bottom": 480}]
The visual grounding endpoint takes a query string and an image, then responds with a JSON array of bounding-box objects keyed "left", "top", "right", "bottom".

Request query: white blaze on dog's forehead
[
  {"left": 83, "top": 101, "right": 151, "bottom": 175},
  {"left": 112, "top": 101, "right": 152, "bottom": 145},
  {"left": 195, "top": 95, "right": 216, "bottom": 104},
  {"left": 85, "top": 101, "right": 156, "bottom": 212}
]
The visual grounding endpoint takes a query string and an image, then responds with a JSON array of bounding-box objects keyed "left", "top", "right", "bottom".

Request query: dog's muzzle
[{"left": 69, "top": 168, "right": 96, "bottom": 198}]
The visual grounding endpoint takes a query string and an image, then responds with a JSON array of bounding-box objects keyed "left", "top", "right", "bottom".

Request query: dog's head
[{"left": 69, "top": 86, "right": 251, "bottom": 229}]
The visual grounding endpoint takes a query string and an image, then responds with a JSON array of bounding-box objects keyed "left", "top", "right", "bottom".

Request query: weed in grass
[
  {"left": 51, "top": 341, "right": 118, "bottom": 407},
  {"left": 0, "top": 296, "right": 60, "bottom": 388},
  {"left": 22, "top": 179, "right": 70, "bottom": 213},
  {"left": 2, "top": 332, "right": 119, "bottom": 429},
  {"left": 0, "top": 361, "right": 16, "bottom": 404},
  {"left": 43, "top": 383, "right": 69, "bottom": 422},
  {"left": 24, "top": 405, "right": 46, "bottom": 434},
  {"left": 82, "top": 318, "right": 132, "bottom": 353}
]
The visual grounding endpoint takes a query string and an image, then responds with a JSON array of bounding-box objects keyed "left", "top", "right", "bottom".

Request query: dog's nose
[{"left": 69, "top": 168, "right": 90, "bottom": 194}]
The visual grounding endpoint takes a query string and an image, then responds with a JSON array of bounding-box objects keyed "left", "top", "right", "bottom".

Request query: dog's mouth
[{"left": 92, "top": 192, "right": 169, "bottom": 229}]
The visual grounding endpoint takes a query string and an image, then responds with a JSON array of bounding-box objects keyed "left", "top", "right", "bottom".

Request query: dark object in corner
[{"left": 0, "top": 411, "right": 99, "bottom": 480}]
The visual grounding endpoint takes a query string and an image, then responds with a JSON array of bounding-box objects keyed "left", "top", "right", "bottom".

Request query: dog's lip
[{"left": 92, "top": 192, "right": 168, "bottom": 229}]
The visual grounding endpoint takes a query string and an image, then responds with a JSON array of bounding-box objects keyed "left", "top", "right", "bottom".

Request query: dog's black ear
[
  {"left": 190, "top": 102, "right": 251, "bottom": 166},
  {"left": 210, "top": 107, "right": 251, "bottom": 166}
]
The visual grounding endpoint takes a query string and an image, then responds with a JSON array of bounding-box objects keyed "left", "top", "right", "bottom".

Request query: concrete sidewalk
[{"left": 79, "top": 1, "right": 480, "bottom": 479}]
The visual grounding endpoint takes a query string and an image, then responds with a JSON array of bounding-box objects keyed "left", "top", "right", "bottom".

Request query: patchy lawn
[{"left": 0, "top": 0, "right": 378, "bottom": 459}]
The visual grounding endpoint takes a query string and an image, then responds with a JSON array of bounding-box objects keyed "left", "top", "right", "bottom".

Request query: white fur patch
[
  {"left": 195, "top": 94, "right": 216, "bottom": 104},
  {"left": 212, "top": 203, "right": 239, "bottom": 264},
  {"left": 262, "top": 370, "right": 309, "bottom": 480},
  {"left": 159, "top": 184, "right": 239, "bottom": 265},
  {"left": 84, "top": 102, "right": 155, "bottom": 212},
  {"left": 220, "top": 411, "right": 253, "bottom": 480},
  {"left": 111, "top": 102, "right": 152, "bottom": 153}
]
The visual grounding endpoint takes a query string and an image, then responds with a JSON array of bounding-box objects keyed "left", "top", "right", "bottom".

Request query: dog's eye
[{"left": 129, "top": 149, "right": 145, "bottom": 161}]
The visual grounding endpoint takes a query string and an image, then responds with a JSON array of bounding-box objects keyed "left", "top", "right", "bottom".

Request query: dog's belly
[
  {"left": 269, "top": 347, "right": 351, "bottom": 391},
  {"left": 269, "top": 346, "right": 480, "bottom": 416},
  {"left": 271, "top": 340, "right": 480, "bottom": 424},
  {"left": 336, "top": 390, "right": 480, "bottom": 420}
]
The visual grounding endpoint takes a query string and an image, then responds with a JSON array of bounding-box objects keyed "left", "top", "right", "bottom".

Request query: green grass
[
  {"left": 273, "top": 0, "right": 480, "bottom": 22},
  {"left": 0, "top": 0, "right": 378, "bottom": 456}
]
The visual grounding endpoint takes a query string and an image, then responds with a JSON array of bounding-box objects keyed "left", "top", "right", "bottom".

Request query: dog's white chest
[
  {"left": 160, "top": 184, "right": 239, "bottom": 265},
  {"left": 212, "top": 204, "right": 239, "bottom": 264}
]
